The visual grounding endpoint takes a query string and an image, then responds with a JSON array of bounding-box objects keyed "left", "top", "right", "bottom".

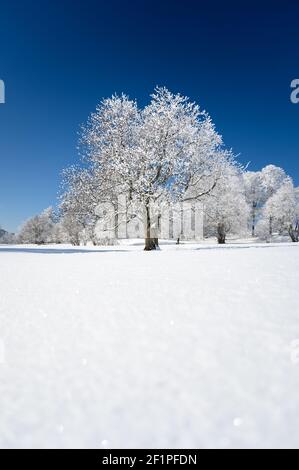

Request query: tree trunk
[
  {"left": 144, "top": 237, "right": 157, "bottom": 250},
  {"left": 144, "top": 203, "right": 158, "bottom": 250},
  {"left": 71, "top": 233, "right": 80, "bottom": 246},
  {"left": 217, "top": 223, "right": 226, "bottom": 244},
  {"left": 288, "top": 225, "right": 299, "bottom": 242},
  {"left": 251, "top": 202, "right": 256, "bottom": 237},
  {"left": 91, "top": 233, "right": 97, "bottom": 246},
  {"left": 269, "top": 216, "right": 273, "bottom": 237}
]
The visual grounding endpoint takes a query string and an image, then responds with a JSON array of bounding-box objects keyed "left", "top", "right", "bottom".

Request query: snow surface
[{"left": 0, "top": 241, "right": 299, "bottom": 449}]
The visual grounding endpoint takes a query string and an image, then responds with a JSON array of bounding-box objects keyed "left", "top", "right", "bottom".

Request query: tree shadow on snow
[
  {"left": 195, "top": 244, "right": 298, "bottom": 251},
  {"left": 0, "top": 246, "right": 128, "bottom": 255}
]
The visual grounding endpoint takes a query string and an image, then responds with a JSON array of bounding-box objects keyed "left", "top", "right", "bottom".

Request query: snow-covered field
[{"left": 1, "top": 241, "right": 299, "bottom": 449}]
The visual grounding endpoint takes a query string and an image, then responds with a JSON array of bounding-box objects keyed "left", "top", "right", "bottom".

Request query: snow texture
[{"left": 0, "top": 241, "right": 299, "bottom": 448}]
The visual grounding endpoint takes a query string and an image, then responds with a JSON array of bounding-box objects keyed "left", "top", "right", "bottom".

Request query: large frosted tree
[{"left": 77, "top": 87, "right": 235, "bottom": 250}]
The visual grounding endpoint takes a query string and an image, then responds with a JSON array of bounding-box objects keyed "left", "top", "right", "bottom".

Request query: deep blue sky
[{"left": 0, "top": 0, "right": 298, "bottom": 232}]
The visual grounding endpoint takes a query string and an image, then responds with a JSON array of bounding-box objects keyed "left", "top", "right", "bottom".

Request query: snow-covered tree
[
  {"left": 78, "top": 87, "right": 235, "bottom": 250},
  {"left": 243, "top": 165, "right": 289, "bottom": 237},
  {"left": 243, "top": 171, "right": 265, "bottom": 236},
  {"left": 261, "top": 178, "right": 299, "bottom": 242},
  {"left": 59, "top": 213, "right": 83, "bottom": 246},
  {"left": 17, "top": 207, "right": 55, "bottom": 244},
  {"left": 261, "top": 164, "right": 288, "bottom": 199},
  {"left": 59, "top": 166, "right": 106, "bottom": 245},
  {"left": 204, "top": 165, "right": 250, "bottom": 243},
  {"left": 0, "top": 227, "right": 15, "bottom": 244},
  {"left": 51, "top": 220, "right": 68, "bottom": 244}
]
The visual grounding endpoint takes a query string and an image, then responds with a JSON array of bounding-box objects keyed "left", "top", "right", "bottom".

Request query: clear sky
[{"left": 0, "top": 0, "right": 298, "bottom": 232}]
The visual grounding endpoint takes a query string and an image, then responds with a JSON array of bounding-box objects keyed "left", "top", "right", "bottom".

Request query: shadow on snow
[
  {"left": 0, "top": 246, "right": 128, "bottom": 255},
  {"left": 194, "top": 243, "right": 298, "bottom": 251}
]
